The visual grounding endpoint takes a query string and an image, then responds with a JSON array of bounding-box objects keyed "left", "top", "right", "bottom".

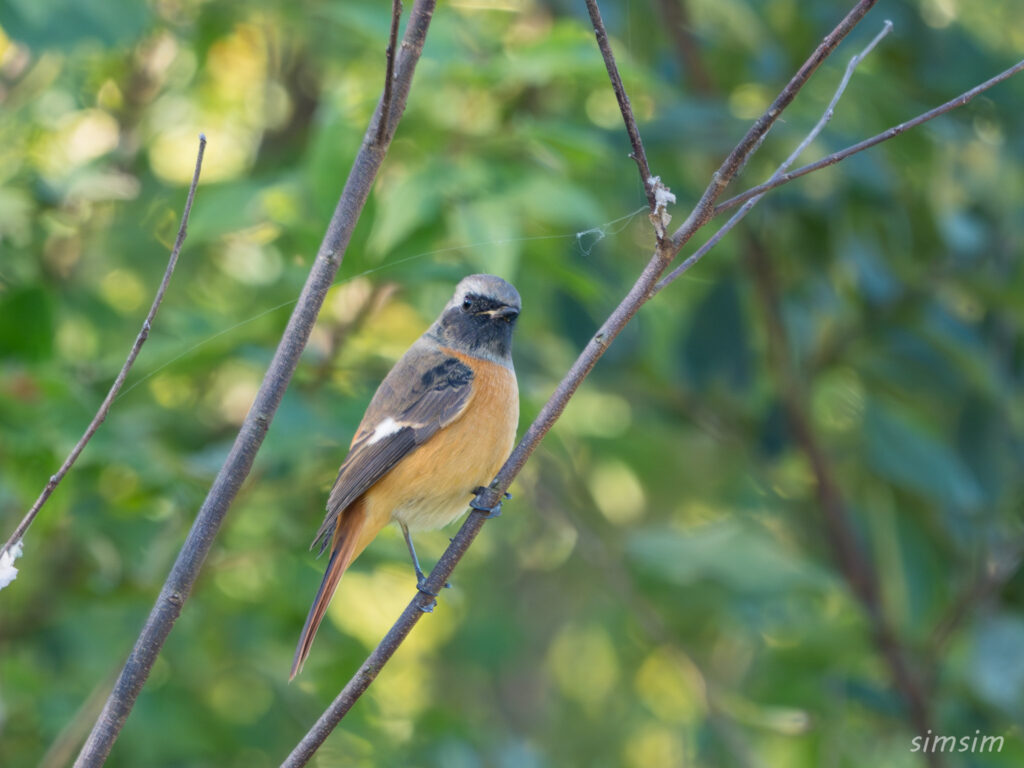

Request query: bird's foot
[
  {"left": 470, "top": 486, "right": 510, "bottom": 519},
  {"left": 416, "top": 576, "right": 452, "bottom": 599}
]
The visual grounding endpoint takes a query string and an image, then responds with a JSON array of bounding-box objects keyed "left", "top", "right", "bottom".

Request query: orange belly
[{"left": 351, "top": 352, "right": 518, "bottom": 558}]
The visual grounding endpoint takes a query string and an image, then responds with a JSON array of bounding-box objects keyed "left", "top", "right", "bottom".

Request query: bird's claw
[
  {"left": 471, "top": 500, "right": 503, "bottom": 519},
  {"left": 472, "top": 486, "right": 511, "bottom": 501},
  {"left": 470, "top": 486, "right": 508, "bottom": 518}
]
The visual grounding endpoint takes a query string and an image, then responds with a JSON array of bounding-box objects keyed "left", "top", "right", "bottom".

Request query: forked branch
[{"left": 655, "top": 19, "right": 893, "bottom": 292}]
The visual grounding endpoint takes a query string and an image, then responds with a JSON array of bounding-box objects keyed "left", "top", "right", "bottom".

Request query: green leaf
[
  {"left": 627, "top": 520, "right": 826, "bottom": 594},
  {"left": 0, "top": 286, "right": 54, "bottom": 361},
  {"left": 968, "top": 615, "right": 1024, "bottom": 715},
  {"left": 864, "top": 399, "right": 983, "bottom": 509},
  {"left": 682, "top": 276, "right": 752, "bottom": 391}
]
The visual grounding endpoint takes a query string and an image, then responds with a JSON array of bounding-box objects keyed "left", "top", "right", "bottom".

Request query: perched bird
[{"left": 291, "top": 274, "right": 521, "bottom": 678}]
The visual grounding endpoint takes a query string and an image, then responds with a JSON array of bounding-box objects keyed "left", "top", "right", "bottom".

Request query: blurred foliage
[{"left": 1, "top": 0, "right": 1023, "bottom": 766}]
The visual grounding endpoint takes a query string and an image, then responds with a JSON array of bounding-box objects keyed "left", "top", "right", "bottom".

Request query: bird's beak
[{"left": 489, "top": 306, "right": 519, "bottom": 320}]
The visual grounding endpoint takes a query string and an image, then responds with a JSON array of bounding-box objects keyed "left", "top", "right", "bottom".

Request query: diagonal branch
[
  {"left": 0, "top": 135, "right": 207, "bottom": 573},
  {"left": 655, "top": 19, "right": 892, "bottom": 292},
  {"left": 70, "top": 2, "right": 439, "bottom": 765},
  {"left": 280, "top": 3, "right": 880, "bottom": 763},
  {"left": 713, "top": 57, "right": 1024, "bottom": 217},
  {"left": 667, "top": 0, "right": 879, "bottom": 255}
]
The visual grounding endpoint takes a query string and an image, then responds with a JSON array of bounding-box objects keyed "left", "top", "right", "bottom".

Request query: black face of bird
[{"left": 437, "top": 291, "right": 519, "bottom": 360}]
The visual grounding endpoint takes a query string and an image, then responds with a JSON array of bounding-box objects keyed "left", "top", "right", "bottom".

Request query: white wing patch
[{"left": 367, "top": 417, "right": 405, "bottom": 445}]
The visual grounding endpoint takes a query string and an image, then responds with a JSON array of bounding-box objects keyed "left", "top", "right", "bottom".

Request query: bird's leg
[
  {"left": 400, "top": 522, "right": 427, "bottom": 584},
  {"left": 470, "top": 486, "right": 511, "bottom": 519},
  {"left": 400, "top": 523, "right": 449, "bottom": 603}
]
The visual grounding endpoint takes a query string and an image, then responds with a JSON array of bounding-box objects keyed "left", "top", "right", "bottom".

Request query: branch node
[{"left": 647, "top": 175, "right": 676, "bottom": 236}]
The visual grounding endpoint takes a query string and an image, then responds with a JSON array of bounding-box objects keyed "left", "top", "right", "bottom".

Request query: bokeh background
[{"left": 2, "top": 1, "right": 1023, "bottom": 766}]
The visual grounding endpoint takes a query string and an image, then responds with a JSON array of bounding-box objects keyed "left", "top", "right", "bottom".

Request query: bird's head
[{"left": 432, "top": 274, "right": 521, "bottom": 363}]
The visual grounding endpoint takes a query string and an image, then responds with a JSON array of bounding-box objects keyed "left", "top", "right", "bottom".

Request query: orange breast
[{"left": 364, "top": 351, "right": 518, "bottom": 534}]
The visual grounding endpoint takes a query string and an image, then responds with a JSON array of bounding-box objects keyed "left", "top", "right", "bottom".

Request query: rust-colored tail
[{"left": 291, "top": 501, "right": 367, "bottom": 679}]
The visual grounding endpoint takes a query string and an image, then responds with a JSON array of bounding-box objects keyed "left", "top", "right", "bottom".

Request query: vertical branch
[
  {"left": 0, "top": 135, "right": 207, "bottom": 570},
  {"left": 655, "top": 4, "right": 940, "bottom": 756},
  {"left": 71, "top": 2, "right": 438, "bottom": 765},
  {"left": 583, "top": 0, "right": 658, "bottom": 220},
  {"left": 744, "top": 234, "right": 940, "bottom": 766},
  {"left": 653, "top": 0, "right": 714, "bottom": 96}
]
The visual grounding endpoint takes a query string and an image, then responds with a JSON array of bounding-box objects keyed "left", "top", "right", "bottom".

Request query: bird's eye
[{"left": 461, "top": 299, "right": 472, "bottom": 312}]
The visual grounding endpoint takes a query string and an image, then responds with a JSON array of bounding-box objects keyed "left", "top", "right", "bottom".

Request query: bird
[{"left": 291, "top": 274, "right": 521, "bottom": 679}]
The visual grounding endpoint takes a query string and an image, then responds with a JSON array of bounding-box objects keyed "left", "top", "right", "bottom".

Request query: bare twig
[
  {"left": 71, "top": 2, "right": 438, "bottom": 765},
  {"left": 0, "top": 135, "right": 207, "bottom": 569},
  {"left": 714, "top": 58, "right": 1024, "bottom": 217},
  {"left": 667, "top": 0, "right": 879, "bottom": 255},
  {"left": 281, "top": 4, "right": 878, "bottom": 763},
  {"left": 376, "top": 0, "right": 403, "bottom": 145},
  {"left": 655, "top": 20, "right": 893, "bottom": 293},
  {"left": 583, "top": 0, "right": 659, "bottom": 229}
]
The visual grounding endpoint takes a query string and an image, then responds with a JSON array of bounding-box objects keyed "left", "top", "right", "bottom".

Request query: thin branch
[
  {"left": 281, "top": 4, "right": 879, "bottom": 762},
  {"left": 655, "top": 20, "right": 892, "bottom": 294},
  {"left": 376, "top": 0, "right": 403, "bottom": 145},
  {"left": 667, "top": 0, "right": 879, "bottom": 256},
  {"left": 714, "top": 57, "right": 1024, "bottom": 217},
  {"left": 583, "top": 0, "right": 658, "bottom": 227},
  {"left": 0, "top": 135, "right": 207, "bottom": 569},
  {"left": 70, "top": 2, "right": 438, "bottom": 765}
]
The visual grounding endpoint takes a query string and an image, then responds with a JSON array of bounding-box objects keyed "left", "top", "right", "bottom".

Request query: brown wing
[{"left": 311, "top": 343, "right": 474, "bottom": 553}]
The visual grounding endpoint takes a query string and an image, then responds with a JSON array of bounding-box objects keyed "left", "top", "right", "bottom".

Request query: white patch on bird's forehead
[
  {"left": 450, "top": 274, "right": 521, "bottom": 310},
  {"left": 367, "top": 417, "right": 405, "bottom": 444}
]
